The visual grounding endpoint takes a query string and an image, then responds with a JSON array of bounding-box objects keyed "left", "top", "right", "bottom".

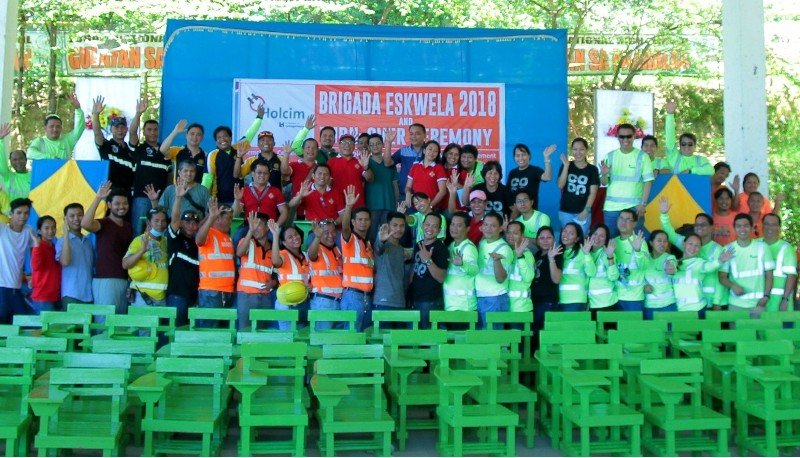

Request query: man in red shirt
[
  {"left": 232, "top": 161, "right": 287, "bottom": 243},
  {"left": 283, "top": 138, "right": 318, "bottom": 220},
  {"left": 288, "top": 163, "right": 345, "bottom": 224},
  {"left": 327, "top": 134, "right": 372, "bottom": 209}
]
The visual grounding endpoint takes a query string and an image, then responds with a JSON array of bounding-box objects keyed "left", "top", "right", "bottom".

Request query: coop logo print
[
  {"left": 567, "top": 173, "right": 588, "bottom": 194},
  {"left": 510, "top": 177, "right": 528, "bottom": 191}
]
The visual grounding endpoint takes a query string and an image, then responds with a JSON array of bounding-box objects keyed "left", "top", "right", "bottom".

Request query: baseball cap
[
  {"left": 339, "top": 134, "right": 355, "bottom": 143},
  {"left": 110, "top": 117, "right": 127, "bottom": 127},
  {"left": 469, "top": 190, "right": 487, "bottom": 201},
  {"left": 218, "top": 205, "right": 233, "bottom": 214},
  {"left": 180, "top": 210, "right": 200, "bottom": 222}
]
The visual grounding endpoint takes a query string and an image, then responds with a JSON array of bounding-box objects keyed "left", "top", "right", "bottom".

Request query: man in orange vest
[
  {"left": 195, "top": 197, "right": 235, "bottom": 327},
  {"left": 339, "top": 184, "right": 374, "bottom": 331},
  {"left": 235, "top": 211, "right": 274, "bottom": 331},
  {"left": 307, "top": 219, "right": 343, "bottom": 330}
]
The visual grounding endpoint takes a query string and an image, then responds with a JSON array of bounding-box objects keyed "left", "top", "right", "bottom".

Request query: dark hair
[
  {"left": 386, "top": 211, "right": 406, "bottom": 224},
  {"left": 714, "top": 187, "right": 734, "bottom": 200},
  {"left": 536, "top": 225, "right": 555, "bottom": 238},
  {"left": 763, "top": 212, "right": 781, "bottom": 225},
  {"left": 743, "top": 172, "right": 760, "bottom": 185},
  {"left": 734, "top": 213, "right": 753, "bottom": 226},
  {"left": 10, "top": 198, "right": 33, "bottom": 211},
  {"left": 695, "top": 213, "right": 714, "bottom": 226},
  {"left": 186, "top": 123, "right": 204, "bottom": 134},
  {"left": 351, "top": 206, "right": 371, "bottom": 222},
  {"left": 507, "top": 220, "right": 525, "bottom": 234},
  {"left": 648, "top": 229, "right": 670, "bottom": 256},
  {"left": 679, "top": 133, "right": 697, "bottom": 144},
  {"left": 641, "top": 135, "right": 657, "bottom": 146},
  {"left": 302, "top": 138, "right": 318, "bottom": 149},
  {"left": 483, "top": 211, "right": 504, "bottom": 227},
  {"left": 178, "top": 158, "right": 196, "bottom": 171},
  {"left": 313, "top": 163, "right": 331, "bottom": 174},
  {"left": 213, "top": 126, "right": 232, "bottom": 140},
  {"left": 107, "top": 188, "right": 130, "bottom": 204},
  {"left": 357, "top": 133, "right": 370, "bottom": 141},
  {"left": 9, "top": 149, "right": 26, "bottom": 161},
  {"left": 620, "top": 208, "right": 638, "bottom": 222},
  {"left": 451, "top": 211, "right": 471, "bottom": 227},
  {"left": 461, "top": 144, "right": 478, "bottom": 158},
  {"left": 147, "top": 206, "right": 168, "bottom": 221},
  {"left": 44, "top": 114, "right": 61, "bottom": 126},
  {"left": 320, "top": 126, "right": 336, "bottom": 136},
  {"left": 617, "top": 123, "right": 636, "bottom": 133},
  {"left": 37, "top": 215, "right": 55, "bottom": 232},
  {"left": 279, "top": 224, "right": 305, "bottom": 246},
  {"left": 513, "top": 189, "right": 532, "bottom": 202},
  {"left": 481, "top": 161, "right": 502, "bottom": 180},
  {"left": 143, "top": 119, "right": 159, "bottom": 129},
  {"left": 561, "top": 222, "right": 585, "bottom": 259},
  {"left": 588, "top": 224, "right": 611, "bottom": 247},
  {"left": 714, "top": 162, "right": 731, "bottom": 173},
  {"left": 441, "top": 143, "right": 462, "bottom": 166},
  {"left": 368, "top": 133, "right": 383, "bottom": 143},
  {"left": 412, "top": 191, "right": 430, "bottom": 201},
  {"left": 422, "top": 140, "right": 441, "bottom": 158},
  {"left": 423, "top": 212, "right": 442, "bottom": 227},
  {"left": 64, "top": 202, "right": 84, "bottom": 215},
  {"left": 410, "top": 123, "right": 426, "bottom": 133},
  {"left": 571, "top": 137, "right": 590, "bottom": 149},
  {"left": 512, "top": 143, "right": 531, "bottom": 157}
]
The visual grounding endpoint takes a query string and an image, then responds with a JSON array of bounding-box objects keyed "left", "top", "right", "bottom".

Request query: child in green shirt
[{"left": 643, "top": 230, "right": 677, "bottom": 319}]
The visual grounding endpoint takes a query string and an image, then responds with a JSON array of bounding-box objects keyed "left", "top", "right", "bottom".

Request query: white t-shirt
[{"left": 0, "top": 224, "right": 35, "bottom": 289}]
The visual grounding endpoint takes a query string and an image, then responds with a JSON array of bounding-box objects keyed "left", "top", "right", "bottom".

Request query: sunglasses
[
  {"left": 181, "top": 214, "right": 200, "bottom": 222},
  {"left": 258, "top": 131, "right": 274, "bottom": 139},
  {"left": 318, "top": 219, "right": 335, "bottom": 226},
  {"left": 219, "top": 205, "right": 233, "bottom": 213},
  {"left": 617, "top": 134, "right": 634, "bottom": 140},
  {"left": 148, "top": 206, "right": 167, "bottom": 215}
]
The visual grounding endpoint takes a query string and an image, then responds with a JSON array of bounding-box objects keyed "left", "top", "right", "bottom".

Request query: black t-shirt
[
  {"left": 558, "top": 162, "right": 600, "bottom": 213},
  {"left": 211, "top": 149, "right": 243, "bottom": 204},
  {"left": 410, "top": 239, "right": 448, "bottom": 301},
  {"left": 508, "top": 166, "right": 545, "bottom": 209},
  {"left": 473, "top": 183, "right": 513, "bottom": 217},
  {"left": 97, "top": 139, "right": 135, "bottom": 192},
  {"left": 253, "top": 154, "right": 283, "bottom": 188},
  {"left": 166, "top": 225, "right": 199, "bottom": 301},
  {"left": 531, "top": 251, "right": 563, "bottom": 304},
  {"left": 132, "top": 143, "right": 171, "bottom": 198},
  {"left": 175, "top": 147, "right": 206, "bottom": 183}
]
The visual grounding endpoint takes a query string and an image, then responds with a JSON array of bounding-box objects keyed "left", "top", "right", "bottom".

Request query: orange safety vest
[
  {"left": 310, "top": 244, "right": 343, "bottom": 298},
  {"left": 341, "top": 233, "right": 374, "bottom": 292},
  {"left": 198, "top": 227, "right": 236, "bottom": 293},
  {"left": 276, "top": 249, "right": 310, "bottom": 285},
  {"left": 237, "top": 239, "right": 273, "bottom": 294}
]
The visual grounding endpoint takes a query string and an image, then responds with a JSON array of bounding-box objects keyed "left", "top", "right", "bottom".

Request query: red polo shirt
[
  {"left": 408, "top": 161, "right": 447, "bottom": 209},
  {"left": 241, "top": 183, "right": 285, "bottom": 221},
  {"left": 301, "top": 184, "right": 345, "bottom": 222},
  {"left": 289, "top": 161, "right": 316, "bottom": 217},
  {"left": 327, "top": 155, "right": 366, "bottom": 208}
]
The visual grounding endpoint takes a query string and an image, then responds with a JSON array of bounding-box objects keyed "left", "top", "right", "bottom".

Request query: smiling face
[
  {"left": 313, "top": 166, "right": 331, "bottom": 187},
  {"left": 744, "top": 174, "right": 760, "bottom": 194},
  {"left": 413, "top": 195, "right": 431, "bottom": 214},
  {"left": 39, "top": 218, "right": 56, "bottom": 242},
  {"left": 109, "top": 195, "right": 129, "bottom": 218},
  {"left": 734, "top": 217, "right": 753, "bottom": 241},
  {"left": 252, "top": 163, "right": 270, "bottom": 187},
  {"left": 44, "top": 118, "right": 62, "bottom": 140},
  {"left": 460, "top": 152, "right": 476, "bottom": 171},
  {"left": 339, "top": 137, "right": 355, "bottom": 157},
  {"left": 368, "top": 137, "right": 383, "bottom": 156},
  {"left": 178, "top": 162, "right": 197, "bottom": 184},
  {"left": 592, "top": 227, "right": 608, "bottom": 247},
  {"left": 424, "top": 143, "right": 440, "bottom": 162},
  {"left": 319, "top": 128, "right": 335, "bottom": 149},
  {"left": 318, "top": 222, "right": 336, "bottom": 246},
  {"left": 617, "top": 126, "right": 635, "bottom": 151},
  {"left": 65, "top": 207, "right": 84, "bottom": 233},
  {"left": 484, "top": 168, "right": 500, "bottom": 187},
  {"left": 683, "top": 234, "right": 702, "bottom": 258},
  {"left": 617, "top": 210, "right": 636, "bottom": 237},
  {"left": 444, "top": 147, "right": 460, "bottom": 167},
  {"left": 10, "top": 205, "right": 30, "bottom": 228},
  {"left": 449, "top": 215, "right": 468, "bottom": 240},
  {"left": 187, "top": 126, "right": 203, "bottom": 148},
  {"left": 560, "top": 224, "right": 579, "bottom": 247},
  {"left": 388, "top": 216, "right": 406, "bottom": 240},
  {"left": 422, "top": 214, "right": 440, "bottom": 241},
  {"left": 650, "top": 232, "right": 669, "bottom": 255},
  {"left": 282, "top": 227, "right": 303, "bottom": 250},
  {"left": 147, "top": 212, "right": 168, "bottom": 233},
  {"left": 712, "top": 166, "right": 730, "bottom": 186},
  {"left": 641, "top": 138, "right": 657, "bottom": 155},
  {"left": 537, "top": 229, "right": 555, "bottom": 251},
  {"left": 258, "top": 135, "right": 275, "bottom": 154},
  {"left": 571, "top": 142, "right": 587, "bottom": 162},
  {"left": 514, "top": 147, "right": 530, "bottom": 168},
  {"left": 215, "top": 130, "right": 232, "bottom": 150},
  {"left": 481, "top": 215, "right": 502, "bottom": 240},
  {"left": 747, "top": 194, "right": 763, "bottom": 213},
  {"left": 716, "top": 191, "right": 732, "bottom": 211},
  {"left": 763, "top": 214, "right": 781, "bottom": 240},
  {"left": 111, "top": 124, "right": 128, "bottom": 142},
  {"left": 679, "top": 135, "right": 696, "bottom": 156},
  {"left": 9, "top": 150, "right": 27, "bottom": 173},
  {"left": 693, "top": 215, "right": 712, "bottom": 239},
  {"left": 505, "top": 223, "right": 522, "bottom": 246}
]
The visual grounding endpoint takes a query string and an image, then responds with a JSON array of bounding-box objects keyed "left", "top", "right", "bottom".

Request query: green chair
[
  {"left": 0, "top": 324, "right": 19, "bottom": 346},
  {"left": 384, "top": 329, "right": 447, "bottom": 451},
  {"left": 465, "top": 329, "right": 537, "bottom": 448},
  {"left": 97, "top": 314, "right": 160, "bottom": 345},
  {"left": 545, "top": 321, "right": 596, "bottom": 332},
  {"left": 0, "top": 347, "right": 34, "bottom": 457},
  {"left": 485, "top": 312, "right": 536, "bottom": 383},
  {"left": 189, "top": 307, "right": 237, "bottom": 338},
  {"left": 236, "top": 331, "right": 295, "bottom": 345},
  {"left": 595, "top": 310, "right": 643, "bottom": 342},
  {"left": 66, "top": 303, "right": 116, "bottom": 335},
  {"left": 128, "top": 306, "right": 178, "bottom": 343},
  {"left": 435, "top": 343, "right": 518, "bottom": 456},
  {"left": 544, "top": 311, "right": 591, "bottom": 323},
  {"left": 762, "top": 310, "right": 800, "bottom": 328},
  {"left": 639, "top": 358, "right": 730, "bottom": 456},
  {"left": 249, "top": 309, "right": 299, "bottom": 333},
  {"left": 311, "top": 344, "right": 394, "bottom": 456},
  {"left": 307, "top": 310, "right": 357, "bottom": 332},
  {"left": 700, "top": 328, "right": 758, "bottom": 416},
  {"left": 704, "top": 310, "right": 751, "bottom": 328},
  {"left": 607, "top": 328, "right": 667, "bottom": 407},
  {"left": 12, "top": 315, "right": 42, "bottom": 336},
  {"left": 559, "top": 343, "right": 643, "bottom": 456},
  {"left": 228, "top": 342, "right": 308, "bottom": 456},
  {"left": 367, "top": 310, "right": 420, "bottom": 344},
  {"left": 616, "top": 319, "right": 668, "bottom": 333},
  {"left": 534, "top": 329, "right": 596, "bottom": 448},
  {"left": 40, "top": 311, "right": 92, "bottom": 352},
  {"left": 29, "top": 366, "right": 128, "bottom": 456},
  {"left": 734, "top": 339, "right": 800, "bottom": 456},
  {"left": 734, "top": 318, "right": 782, "bottom": 338},
  {"left": 429, "top": 310, "right": 477, "bottom": 341},
  {"left": 669, "top": 319, "right": 721, "bottom": 358},
  {"left": 765, "top": 328, "right": 800, "bottom": 368},
  {"left": 6, "top": 335, "right": 68, "bottom": 377},
  {"left": 131, "top": 345, "right": 232, "bottom": 456}
]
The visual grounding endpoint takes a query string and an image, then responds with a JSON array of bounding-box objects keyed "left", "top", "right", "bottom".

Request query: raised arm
[
  {"left": 340, "top": 185, "right": 359, "bottom": 242},
  {"left": 81, "top": 181, "right": 112, "bottom": 233},
  {"left": 541, "top": 144, "right": 556, "bottom": 181},
  {"left": 90, "top": 96, "right": 106, "bottom": 147},
  {"left": 64, "top": 93, "right": 86, "bottom": 149},
  {"left": 58, "top": 217, "right": 72, "bottom": 267},
  {"left": 236, "top": 212, "right": 259, "bottom": 257},
  {"left": 160, "top": 119, "right": 187, "bottom": 156},
  {"left": 127, "top": 98, "right": 147, "bottom": 147},
  {"left": 290, "top": 115, "right": 314, "bottom": 156},
  {"left": 267, "top": 219, "right": 283, "bottom": 267},
  {"left": 169, "top": 178, "right": 188, "bottom": 232},
  {"left": 195, "top": 197, "right": 220, "bottom": 246},
  {"left": 382, "top": 130, "right": 398, "bottom": 167},
  {"left": 243, "top": 105, "right": 265, "bottom": 144},
  {"left": 556, "top": 154, "right": 569, "bottom": 190}
]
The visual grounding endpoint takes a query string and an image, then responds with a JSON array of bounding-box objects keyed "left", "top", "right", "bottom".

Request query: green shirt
[
  {"left": 516, "top": 210, "right": 550, "bottom": 239},
  {"left": 508, "top": 250, "right": 535, "bottom": 312},
  {"left": 674, "top": 257, "right": 721, "bottom": 312},
  {"left": 720, "top": 239, "right": 775, "bottom": 309},
  {"left": 0, "top": 142, "right": 31, "bottom": 200},
  {"left": 603, "top": 148, "right": 654, "bottom": 212},
  {"left": 613, "top": 235, "right": 649, "bottom": 301},
  {"left": 365, "top": 156, "right": 398, "bottom": 212},
  {"left": 475, "top": 238, "right": 514, "bottom": 297},
  {"left": 588, "top": 249, "right": 619, "bottom": 309},
  {"left": 443, "top": 238, "right": 479, "bottom": 311},
  {"left": 408, "top": 212, "right": 447, "bottom": 243},
  {"left": 27, "top": 108, "right": 86, "bottom": 160},
  {"left": 765, "top": 239, "right": 797, "bottom": 311},
  {"left": 644, "top": 253, "right": 677, "bottom": 309},
  {"left": 559, "top": 248, "right": 596, "bottom": 305},
  {"left": 290, "top": 127, "right": 336, "bottom": 165}
]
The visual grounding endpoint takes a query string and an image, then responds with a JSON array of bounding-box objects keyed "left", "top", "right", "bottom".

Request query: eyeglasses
[
  {"left": 181, "top": 214, "right": 200, "bottom": 222},
  {"left": 340, "top": 140, "right": 354, "bottom": 145},
  {"left": 680, "top": 142, "right": 695, "bottom": 147},
  {"left": 617, "top": 134, "right": 634, "bottom": 140},
  {"left": 318, "top": 219, "right": 335, "bottom": 226}
]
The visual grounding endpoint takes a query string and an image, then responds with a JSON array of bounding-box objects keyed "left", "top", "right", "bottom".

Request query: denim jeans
[
  {"left": 30, "top": 300, "right": 58, "bottom": 315},
  {"left": 61, "top": 296, "right": 90, "bottom": 310},
  {"left": 618, "top": 299, "right": 645, "bottom": 315},
  {"left": 340, "top": 289, "right": 371, "bottom": 331},
  {"left": 309, "top": 295, "right": 341, "bottom": 330},
  {"left": 130, "top": 196, "right": 152, "bottom": 236},
  {"left": 533, "top": 301, "right": 556, "bottom": 336},
  {"left": 197, "top": 290, "right": 234, "bottom": 328},
  {"left": 643, "top": 303, "right": 677, "bottom": 320},
  {"left": 0, "top": 287, "right": 27, "bottom": 324},
  {"left": 558, "top": 211, "right": 590, "bottom": 239},
  {"left": 275, "top": 297, "right": 309, "bottom": 331},
  {"left": 476, "top": 294, "right": 510, "bottom": 329},
  {"left": 236, "top": 292, "right": 274, "bottom": 331},
  {"left": 559, "top": 302, "right": 587, "bottom": 312},
  {"left": 412, "top": 299, "right": 444, "bottom": 329},
  {"left": 166, "top": 294, "right": 193, "bottom": 327}
]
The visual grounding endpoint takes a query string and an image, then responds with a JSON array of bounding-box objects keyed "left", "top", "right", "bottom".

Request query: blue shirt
[
  {"left": 55, "top": 232, "right": 95, "bottom": 302},
  {"left": 392, "top": 145, "right": 423, "bottom": 193}
]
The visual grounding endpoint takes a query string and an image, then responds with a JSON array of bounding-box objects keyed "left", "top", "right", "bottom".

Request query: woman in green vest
[
  {"left": 587, "top": 224, "right": 619, "bottom": 319},
  {"left": 558, "top": 222, "right": 596, "bottom": 311},
  {"left": 674, "top": 233, "right": 733, "bottom": 317},
  {"left": 505, "top": 221, "right": 535, "bottom": 314},
  {"left": 643, "top": 229, "right": 678, "bottom": 319}
]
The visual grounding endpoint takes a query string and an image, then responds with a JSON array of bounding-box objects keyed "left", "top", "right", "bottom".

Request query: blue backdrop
[{"left": 161, "top": 20, "right": 567, "bottom": 218}]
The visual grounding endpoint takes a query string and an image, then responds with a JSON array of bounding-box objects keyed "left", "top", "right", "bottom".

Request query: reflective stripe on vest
[
  {"left": 443, "top": 288, "right": 473, "bottom": 296},
  {"left": 646, "top": 291, "right": 674, "bottom": 301},
  {"left": 173, "top": 252, "right": 199, "bottom": 266},
  {"left": 239, "top": 279, "right": 269, "bottom": 290},
  {"left": 606, "top": 151, "right": 645, "bottom": 205},
  {"left": 560, "top": 284, "right": 583, "bottom": 291},
  {"left": 774, "top": 244, "right": 790, "bottom": 278},
  {"left": 589, "top": 287, "right": 613, "bottom": 295},
  {"left": 199, "top": 236, "right": 235, "bottom": 261},
  {"left": 342, "top": 235, "right": 374, "bottom": 290},
  {"left": 343, "top": 275, "right": 373, "bottom": 283},
  {"left": 672, "top": 155, "right": 703, "bottom": 174},
  {"left": 278, "top": 251, "right": 308, "bottom": 284},
  {"left": 730, "top": 243, "right": 764, "bottom": 279},
  {"left": 311, "top": 245, "right": 343, "bottom": 296},
  {"left": 140, "top": 160, "right": 171, "bottom": 171},
  {"left": 202, "top": 271, "right": 235, "bottom": 278},
  {"left": 771, "top": 287, "right": 785, "bottom": 295},
  {"left": 135, "top": 281, "right": 168, "bottom": 291},
  {"left": 241, "top": 242, "right": 272, "bottom": 274},
  {"left": 739, "top": 292, "right": 765, "bottom": 300},
  {"left": 509, "top": 290, "right": 530, "bottom": 298}
]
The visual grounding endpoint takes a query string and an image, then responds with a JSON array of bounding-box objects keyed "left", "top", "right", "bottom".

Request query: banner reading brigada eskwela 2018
[{"left": 234, "top": 79, "right": 505, "bottom": 163}]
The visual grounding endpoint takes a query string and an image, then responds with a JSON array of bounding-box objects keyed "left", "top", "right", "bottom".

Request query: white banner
[
  {"left": 74, "top": 77, "right": 141, "bottom": 160},
  {"left": 593, "top": 89, "right": 654, "bottom": 164}
]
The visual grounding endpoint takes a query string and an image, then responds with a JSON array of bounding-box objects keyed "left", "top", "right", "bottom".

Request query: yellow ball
[{"left": 276, "top": 281, "right": 308, "bottom": 306}]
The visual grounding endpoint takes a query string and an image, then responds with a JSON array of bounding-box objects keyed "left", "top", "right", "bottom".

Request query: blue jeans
[
  {"left": 309, "top": 295, "right": 340, "bottom": 330},
  {"left": 131, "top": 196, "right": 152, "bottom": 236},
  {"left": 166, "top": 294, "right": 193, "bottom": 327},
  {"left": 30, "top": 300, "right": 58, "bottom": 315},
  {"left": 197, "top": 290, "right": 234, "bottom": 328},
  {"left": 534, "top": 301, "right": 556, "bottom": 335},
  {"left": 476, "top": 294, "right": 510, "bottom": 329},
  {"left": 559, "top": 211, "right": 590, "bottom": 238},
  {"left": 618, "top": 299, "right": 645, "bottom": 315},
  {"left": 340, "top": 288, "right": 371, "bottom": 331},
  {"left": 412, "top": 299, "right": 444, "bottom": 329},
  {"left": 643, "top": 303, "right": 677, "bottom": 320},
  {"left": 236, "top": 292, "right": 274, "bottom": 331},
  {"left": 0, "top": 287, "right": 27, "bottom": 324},
  {"left": 604, "top": 210, "right": 645, "bottom": 238},
  {"left": 560, "top": 302, "right": 587, "bottom": 312},
  {"left": 275, "top": 297, "right": 309, "bottom": 331}
]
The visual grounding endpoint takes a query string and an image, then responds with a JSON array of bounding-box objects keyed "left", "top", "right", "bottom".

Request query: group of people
[{"left": 0, "top": 95, "right": 794, "bottom": 331}]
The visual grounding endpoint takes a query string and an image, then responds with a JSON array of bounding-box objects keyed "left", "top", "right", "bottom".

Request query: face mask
[{"left": 149, "top": 228, "right": 165, "bottom": 238}]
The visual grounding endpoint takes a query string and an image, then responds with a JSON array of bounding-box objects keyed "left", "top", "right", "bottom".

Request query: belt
[
  {"left": 312, "top": 293, "right": 341, "bottom": 301},
  {"left": 344, "top": 287, "right": 371, "bottom": 296}
]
